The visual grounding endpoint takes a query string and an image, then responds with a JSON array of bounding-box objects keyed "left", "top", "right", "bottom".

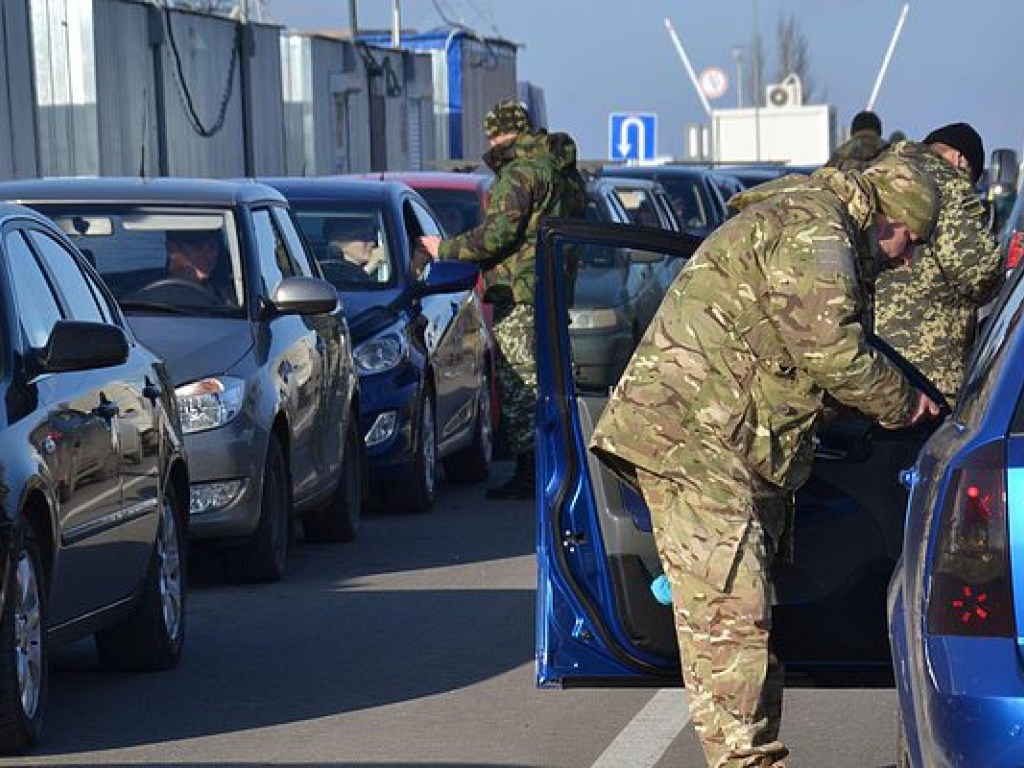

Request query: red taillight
[
  {"left": 1007, "top": 232, "right": 1024, "bottom": 271},
  {"left": 926, "top": 441, "right": 1015, "bottom": 637}
]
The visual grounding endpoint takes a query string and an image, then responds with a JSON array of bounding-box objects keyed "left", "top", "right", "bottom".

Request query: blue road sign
[{"left": 608, "top": 113, "right": 657, "bottom": 162}]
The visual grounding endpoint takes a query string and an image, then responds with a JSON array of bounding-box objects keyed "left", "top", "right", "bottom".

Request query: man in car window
[
  {"left": 874, "top": 122, "right": 1004, "bottom": 403},
  {"left": 826, "top": 110, "right": 888, "bottom": 171},
  {"left": 590, "top": 155, "right": 943, "bottom": 768},
  {"left": 166, "top": 229, "right": 234, "bottom": 304},
  {"left": 324, "top": 218, "right": 387, "bottom": 282},
  {"left": 418, "top": 100, "right": 587, "bottom": 500}
]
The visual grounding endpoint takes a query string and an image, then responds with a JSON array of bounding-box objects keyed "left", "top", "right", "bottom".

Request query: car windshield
[
  {"left": 610, "top": 187, "right": 662, "bottom": 227},
  {"left": 39, "top": 206, "right": 245, "bottom": 317},
  {"left": 291, "top": 206, "right": 395, "bottom": 291},
  {"left": 414, "top": 188, "right": 483, "bottom": 235}
]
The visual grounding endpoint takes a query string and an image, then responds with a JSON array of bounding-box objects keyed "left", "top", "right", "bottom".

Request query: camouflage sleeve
[
  {"left": 439, "top": 167, "right": 534, "bottom": 264},
  {"left": 930, "top": 188, "right": 1003, "bottom": 306},
  {"left": 767, "top": 228, "right": 912, "bottom": 427}
]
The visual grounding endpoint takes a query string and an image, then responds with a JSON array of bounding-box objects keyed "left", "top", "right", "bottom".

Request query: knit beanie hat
[
  {"left": 923, "top": 122, "right": 985, "bottom": 183},
  {"left": 484, "top": 100, "right": 532, "bottom": 138}
]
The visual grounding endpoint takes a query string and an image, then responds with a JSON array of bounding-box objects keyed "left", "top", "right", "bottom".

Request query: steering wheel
[{"left": 129, "top": 277, "right": 222, "bottom": 307}]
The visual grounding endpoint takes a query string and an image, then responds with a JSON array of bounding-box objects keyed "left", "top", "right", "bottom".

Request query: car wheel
[
  {"left": 95, "top": 485, "right": 186, "bottom": 671},
  {"left": 387, "top": 392, "right": 437, "bottom": 513},
  {"left": 443, "top": 370, "right": 493, "bottom": 483},
  {"left": 304, "top": 414, "right": 362, "bottom": 543},
  {"left": 0, "top": 522, "right": 47, "bottom": 756},
  {"left": 226, "top": 434, "right": 290, "bottom": 583}
]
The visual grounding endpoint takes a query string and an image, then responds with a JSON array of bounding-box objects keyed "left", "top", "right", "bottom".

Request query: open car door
[{"left": 535, "top": 218, "right": 942, "bottom": 688}]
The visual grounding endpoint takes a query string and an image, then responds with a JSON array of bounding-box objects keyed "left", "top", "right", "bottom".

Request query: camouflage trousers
[
  {"left": 491, "top": 303, "right": 537, "bottom": 455},
  {"left": 637, "top": 458, "right": 787, "bottom": 768}
]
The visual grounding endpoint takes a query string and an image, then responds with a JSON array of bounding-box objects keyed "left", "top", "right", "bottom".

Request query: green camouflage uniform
[
  {"left": 825, "top": 129, "right": 888, "bottom": 172},
  {"left": 874, "top": 140, "right": 1004, "bottom": 402},
  {"left": 440, "top": 129, "right": 587, "bottom": 454},
  {"left": 590, "top": 156, "right": 939, "bottom": 768}
]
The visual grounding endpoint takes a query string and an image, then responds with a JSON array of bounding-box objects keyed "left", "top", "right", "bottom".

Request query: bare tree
[
  {"left": 743, "top": 29, "right": 766, "bottom": 107},
  {"left": 774, "top": 14, "right": 815, "bottom": 102}
]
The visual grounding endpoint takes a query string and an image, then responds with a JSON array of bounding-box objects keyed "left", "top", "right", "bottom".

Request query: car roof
[
  {"left": 0, "top": 177, "right": 287, "bottom": 206},
  {"left": 348, "top": 171, "right": 491, "bottom": 192},
  {"left": 258, "top": 176, "right": 412, "bottom": 204},
  {"left": 601, "top": 164, "right": 717, "bottom": 180},
  {"left": 0, "top": 201, "right": 53, "bottom": 223}
]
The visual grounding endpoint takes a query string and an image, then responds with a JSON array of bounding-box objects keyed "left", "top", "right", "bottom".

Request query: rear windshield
[{"left": 36, "top": 205, "right": 245, "bottom": 317}]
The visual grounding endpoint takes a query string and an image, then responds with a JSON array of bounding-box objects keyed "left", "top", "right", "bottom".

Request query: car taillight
[
  {"left": 1007, "top": 232, "right": 1024, "bottom": 271},
  {"left": 926, "top": 441, "right": 1015, "bottom": 637}
]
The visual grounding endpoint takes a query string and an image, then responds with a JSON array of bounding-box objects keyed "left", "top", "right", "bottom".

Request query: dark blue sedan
[
  {"left": 889, "top": 264, "right": 1024, "bottom": 767},
  {"left": 264, "top": 179, "right": 493, "bottom": 512}
]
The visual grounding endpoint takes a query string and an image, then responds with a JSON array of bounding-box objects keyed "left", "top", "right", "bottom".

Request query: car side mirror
[
  {"left": 989, "top": 148, "right": 1019, "bottom": 192},
  {"left": 33, "top": 320, "right": 129, "bottom": 374},
  {"left": 269, "top": 276, "right": 339, "bottom": 316},
  {"left": 414, "top": 260, "right": 479, "bottom": 297}
]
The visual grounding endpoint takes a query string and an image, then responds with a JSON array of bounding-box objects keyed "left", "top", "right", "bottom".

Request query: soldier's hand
[
  {"left": 419, "top": 235, "right": 441, "bottom": 258},
  {"left": 906, "top": 390, "right": 942, "bottom": 427}
]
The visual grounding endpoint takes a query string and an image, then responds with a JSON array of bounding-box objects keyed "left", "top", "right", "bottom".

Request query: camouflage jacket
[
  {"left": 874, "top": 141, "right": 1003, "bottom": 402},
  {"left": 439, "top": 131, "right": 587, "bottom": 305},
  {"left": 825, "top": 129, "right": 888, "bottom": 172},
  {"left": 590, "top": 170, "right": 915, "bottom": 492}
]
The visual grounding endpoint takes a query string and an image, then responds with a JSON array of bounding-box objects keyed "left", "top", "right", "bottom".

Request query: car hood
[
  {"left": 127, "top": 316, "right": 254, "bottom": 386},
  {"left": 339, "top": 288, "right": 406, "bottom": 343}
]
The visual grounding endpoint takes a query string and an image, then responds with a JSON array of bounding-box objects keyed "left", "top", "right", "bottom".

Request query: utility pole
[
  {"left": 732, "top": 46, "right": 744, "bottom": 108},
  {"left": 348, "top": 0, "right": 358, "bottom": 33},
  {"left": 752, "top": 0, "right": 761, "bottom": 161}
]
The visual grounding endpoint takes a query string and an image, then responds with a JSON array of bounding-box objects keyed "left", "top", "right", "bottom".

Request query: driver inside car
[
  {"left": 323, "top": 217, "right": 388, "bottom": 282},
  {"left": 165, "top": 229, "right": 235, "bottom": 304}
]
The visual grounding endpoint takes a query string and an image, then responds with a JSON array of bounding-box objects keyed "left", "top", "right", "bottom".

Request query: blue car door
[{"left": 534, "top": 218, "right": 939, "bottom": 688}]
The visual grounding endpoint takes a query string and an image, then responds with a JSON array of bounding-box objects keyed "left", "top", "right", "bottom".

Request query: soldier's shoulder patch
[{"left": 811, "top": 237, "right": 856, "bottom": 281}]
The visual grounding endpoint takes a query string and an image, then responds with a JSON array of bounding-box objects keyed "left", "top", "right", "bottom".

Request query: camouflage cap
[
  {"left": 484, "top": 100, "right": 532, "bottom": 138},
  {"left": 862, "top": 152, "right": 940, "bottom": 242}
]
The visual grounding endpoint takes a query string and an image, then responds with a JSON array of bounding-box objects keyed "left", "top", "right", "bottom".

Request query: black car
[
  {"left": 0, "top": 178, "right": 360, "bottom": 583},
  {"left": 263, "top": 178, "right": 492, "bottom": 513},
  {"left": 0, "top": 203, "right": 188, "bottom": 753}
]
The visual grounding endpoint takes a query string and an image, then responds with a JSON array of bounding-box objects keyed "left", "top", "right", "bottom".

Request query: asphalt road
[{"left": 11, "top": 461, "right": 903, "bottom": 767}]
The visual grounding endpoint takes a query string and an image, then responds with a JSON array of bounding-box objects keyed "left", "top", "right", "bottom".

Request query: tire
[
  {"left": 304, "top": 415, "right": 362, "bottom": 543},
  {"left": 225, "top": 435, "right": 290, "bottom": 583},
  {"left": 386, "top": 393, "right": 437, "bottom": 513},
  {"left": 443, "top": 372, "right": 493, "bottom": 483},
  {"left": 95, "top": 486, "right": 186, "bottom": 671},
  {"left": 0, "top": 523, "right": 47, "bottom": 755}
]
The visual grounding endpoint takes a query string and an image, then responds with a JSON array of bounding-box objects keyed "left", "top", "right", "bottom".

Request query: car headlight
[
  {"left": 354, "top": 329, "right": 408, "bottom": 375},
  {"left": 568, "top": 308, "right": 622, "bottom": 330},
  {"left": 175, "top": 376, "right": 245, "bottom": 434}
]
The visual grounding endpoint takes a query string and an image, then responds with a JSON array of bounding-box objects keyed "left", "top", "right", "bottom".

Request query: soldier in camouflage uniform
[
  {"left": 874, "top": 124, "right": 1004, "bottom": 403},
  {"left": 826, "top": 110, "right": 888, "bottom": 172},
  {"left": 420, "top": 100, "right": 587, "bottom": 499},
  {"left": 589, "top": 154, "right": 943, "bottom": 768}
]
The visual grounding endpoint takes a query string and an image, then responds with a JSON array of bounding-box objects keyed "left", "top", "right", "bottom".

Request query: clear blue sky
[{"left": 268, "top": 1, "right": 1024, "bottom": 163}]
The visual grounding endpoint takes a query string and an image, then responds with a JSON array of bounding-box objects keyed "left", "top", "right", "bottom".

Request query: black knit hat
[
  {"left": 851, "top": 110, "right": 882, "bottom": 136},
  {"left": 923, "top": 122, "right": 985, "bottom": 183}
]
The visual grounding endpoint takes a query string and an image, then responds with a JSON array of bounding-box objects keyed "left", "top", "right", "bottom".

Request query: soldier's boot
[
  {"left": 728, "top": 741, "right": 789, "bottom": 768},
  {"left": 485, "top": 451, "right": 535, "bottom": 500}
]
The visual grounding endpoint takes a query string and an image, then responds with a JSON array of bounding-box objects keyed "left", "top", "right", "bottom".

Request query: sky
[{"left": 265, "top": 1, "right": 1024, "bottom": 164}]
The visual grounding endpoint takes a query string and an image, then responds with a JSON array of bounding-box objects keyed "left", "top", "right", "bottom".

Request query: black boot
[{"left": 485, "top": 451, "right": 535, "bottom": 500}]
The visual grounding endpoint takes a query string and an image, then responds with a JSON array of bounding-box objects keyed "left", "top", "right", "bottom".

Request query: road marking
[{"left": 590, "top": 688, "right": 690, "bottom": 768}]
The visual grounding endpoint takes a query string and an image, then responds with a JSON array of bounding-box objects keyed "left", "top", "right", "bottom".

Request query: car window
[
  {"left": 269, "top": 206, "right": 317, "bottom": 278},
  {"left": 416, "top": 188, "right": 483, "bottom": 235},
  {"left": 27, "top": 229, "right": 107, "bottom": 323},
  {"left": 613, "top": 187, "right": 663, "bottom": 228},
  {"left": 252, "top": 208, "right": 293, "bottom": 296},
  {"left": 291, "top": 205, "right": 394, "bottom": 290},
  {"left": 962, "top": 269, "right": 1024, "bottom": 429},
  {"left": 43, "top": 207, "right": 245, "bottom": 315},
  {"left": 409, "top": 199, "right": 442, "bottom": 238},
  {"left": 657, "top": 176, "right": 710, "bottom": 230},
  {"left": 5, "top": 230, "right": 62, "bottom": 348}
]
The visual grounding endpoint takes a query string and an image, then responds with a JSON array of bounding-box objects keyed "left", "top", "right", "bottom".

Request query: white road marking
[{"left": 590, "top": 688, "right": 690, "bottom": 768}]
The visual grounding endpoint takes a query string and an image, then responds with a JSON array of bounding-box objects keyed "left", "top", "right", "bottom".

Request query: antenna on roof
[{"left": 866, "top": 4, "right": 910, "bottom": 112}]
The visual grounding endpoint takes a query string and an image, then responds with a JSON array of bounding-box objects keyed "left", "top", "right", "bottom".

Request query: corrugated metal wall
[
  {"left": 458, "top": 36, "right": 517, "bottom": 161},
  {"left": 248, "top": 23, "right": 286, "bottom": 175},
  {"left": 0, "top": 0, "right": 40, "bottom": 179}
]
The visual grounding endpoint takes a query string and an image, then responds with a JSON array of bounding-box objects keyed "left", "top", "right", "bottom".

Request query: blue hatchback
[
  {"left": 889, "top": 264, "right": 1024, "bottom": 767},
  {"left": 263, "top": 178, "right": 493, "bottom": 513},
  {"left": 533, "top": 217, "right": 942, "bottom": 691}
]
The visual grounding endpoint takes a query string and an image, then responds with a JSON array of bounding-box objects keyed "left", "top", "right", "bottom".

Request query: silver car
[{"left": 0, "top": 178, "right": 362, "bottom": 583}]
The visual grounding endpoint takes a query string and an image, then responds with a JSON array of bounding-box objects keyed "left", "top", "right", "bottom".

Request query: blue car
[
  {"left": 263, "top": 178, "right": 493, "bottom": 513},
  {"left": 889, "top": 265, "right": 1024, "bottom": 767},
  {"left": 533, "top": 217, "right": 941, "bottom": 689}
]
